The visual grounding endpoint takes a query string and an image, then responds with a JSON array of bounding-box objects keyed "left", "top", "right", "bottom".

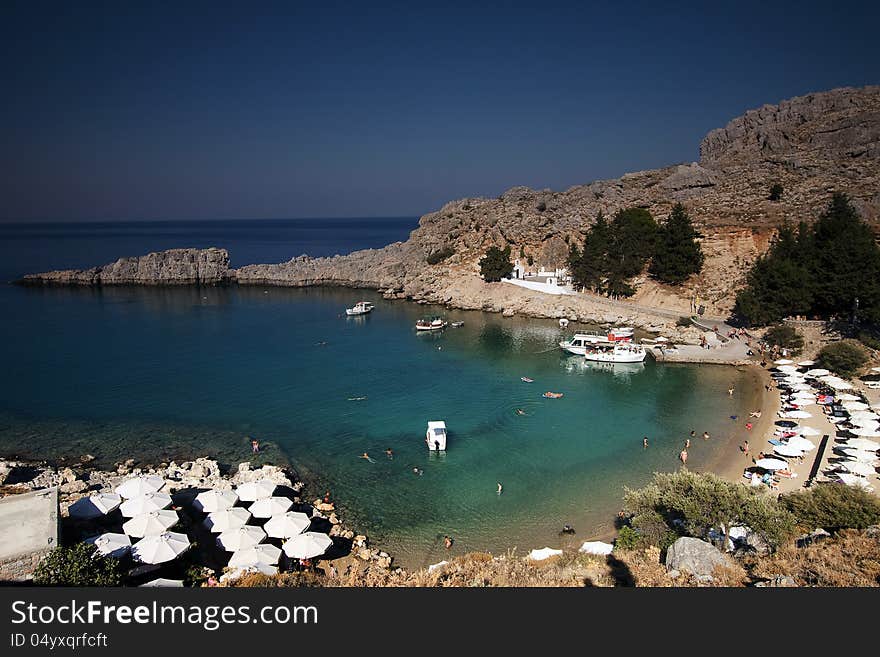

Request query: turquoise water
[{"left": 0, "top": 220, "right": 756, "bottom": 568}]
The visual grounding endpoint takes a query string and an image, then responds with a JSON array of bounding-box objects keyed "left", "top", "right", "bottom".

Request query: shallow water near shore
[{"left": 0, "top": 220, "right": 756, "bottom": 569}]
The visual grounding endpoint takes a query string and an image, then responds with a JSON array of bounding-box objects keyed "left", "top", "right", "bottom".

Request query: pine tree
[
  {"left": 649, "top": 203, "right": 704, "bottom": 284},
  {"left": 479, "top": 245, "right": 514, "bottom": 282},
  {"left": 610, "top": 207, "right": 657, "bottom": 280},
  {"left": 568, "top": 212, "right": 613, "bottom": 292}
]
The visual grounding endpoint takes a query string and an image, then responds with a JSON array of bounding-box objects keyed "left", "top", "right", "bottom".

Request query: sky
[{"left": 2, "top": 1, "right": 879, "bottom": 221}]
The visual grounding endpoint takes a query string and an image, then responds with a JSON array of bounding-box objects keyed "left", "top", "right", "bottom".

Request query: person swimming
[
  {"left": 515, "top": 408, "right": 526, "bottom": 416},
  {"left": 497, "top": 482, "right": 503, "bottom": 495},
  {"left": 359, "top": 452, "right": 375, "bottom": 462}
]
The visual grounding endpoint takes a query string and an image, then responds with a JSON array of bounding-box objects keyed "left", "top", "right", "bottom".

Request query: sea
[{"left": 0, "top": 219, "right": 757, "bottom": 569}]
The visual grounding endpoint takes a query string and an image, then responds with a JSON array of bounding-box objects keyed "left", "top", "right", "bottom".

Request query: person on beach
[
  {"left": 702, "top": 431, "right": 710, "bottom": 440},
  {"left": 746, "top": 422, "right": 753, "bottom": 431},
  {"left": 679, "top": 449, "right": 688, "bottom": 465},
  {"left": 323, "top": 491, "right": 331, "bottom": 504},
  {"left": 497, "top": 482, "right": 503, "bottom": 495},
  {"left": 750, "top": 410, "right": 762, "bottom": 418},
  {"left": 742, "top": 440, "right": 749, "bottom": 456},
  {"left": 643, "top": 437, "right": 649, "bottom": 449},
  {"left": 251, "top": 439, "right": 260, "bottom": 454},
  {"left": 444, "top": 535, "right": 453, "bottom": 549}
]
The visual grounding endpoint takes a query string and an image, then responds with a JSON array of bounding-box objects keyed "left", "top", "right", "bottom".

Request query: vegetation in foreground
[{"left": 816, "top": 340, "right": 870, "bottom": 378}]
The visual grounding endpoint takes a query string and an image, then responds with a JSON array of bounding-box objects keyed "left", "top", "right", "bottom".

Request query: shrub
[
  {"left": 780, "top": 484, "right": 880, "bottom": 532},
  {"left": 536, "top": 201, "right": 547, "bottom": 212},
  {"left": 426, "top": 247, "right": 455, "bottom": 265},
  {"left": 613, "top": 525, "right": 642, "bottom": 551},
  {"left": 526, "top": 255, "right": 534, "bottom": 266},
  {"left": 479, "top": 245, "right": 514, "bottom": 282},
  {"left": 768, "top": 183, "right": 784, "bottom": 201},
  {"left": 816, "top": 340, "right": 868, "bottom": 378},
  {"left": 857, "top": 331, "right": 880, "bottom": 351},
  {"left": 764, "top": 325, "right": 804, "bottom": 355},
  {"left": 677, "top": 316, "right": 693, "bottom": 327},
  {"left": 34, "top": 543, "right": 123, "bottom": 586}
]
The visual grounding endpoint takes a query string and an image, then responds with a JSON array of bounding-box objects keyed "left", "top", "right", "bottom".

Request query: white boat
[
  {"left": 426, "top": 421, "right": 447, "bottom": 451},
  {"left": 416, "top": 317, "right": 448, "bottom": 331},
  {"left": 559, "top": 327, "right": 634, "bottom": 355},
  {"left": 345, "top": 301, "right": 374, "bottom": 316},
  {"left": 584, "top": 342, "right": 647, "bottom": 363}
]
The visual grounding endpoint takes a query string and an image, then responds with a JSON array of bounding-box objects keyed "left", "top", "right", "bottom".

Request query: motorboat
[
  {"left": 451, "top": 321, "right": 464, "bottom": 327},
  {"left": 559, "top": 318, "right": 569, "bottom": 329},
  {"left": 584, "top": 343, "right": 647, "bottom": 363},
  {"left": 345, "top": 301, "right": 374, "bottom": 316},
  {"left": 559, "top": 327, "right": 634, "bottom": 355},
  {"left": 416, "top": 317, "right": 448, "bottom": 331},
  {"left": 426, "top": 421, "right": 447, "bottom": 451}
]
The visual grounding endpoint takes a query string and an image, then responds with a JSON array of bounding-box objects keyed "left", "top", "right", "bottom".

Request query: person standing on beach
[
  {"left": 742, "top": 440, "right": 749, "bottom": 457},
  {"left": 679, "top": 449, "right": 688, "bottom": 466}
]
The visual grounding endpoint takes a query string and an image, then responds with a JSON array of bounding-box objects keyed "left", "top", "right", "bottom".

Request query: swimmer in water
[
  {"left": 497, "top": 482, "right": 503, "bottom": 495},
  {"left": 385, "top": 447, "right": 394, "bottom": 459},
  {"left": 359, "top": 452, "right": 374, "bottom": 462},
  {"left": 515, "top": 408, "right": 526, "bottom": 416}
]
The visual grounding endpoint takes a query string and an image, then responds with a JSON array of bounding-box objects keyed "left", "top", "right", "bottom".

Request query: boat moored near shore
[
  {"left": 345, "top": 301, "right": 374, "bottom": 316},
  {"left": 584, "top": 342, "right": 647, "bottom": 363},
  {"left": 416, "top": 317, "right": 448, "bottom": 331}
]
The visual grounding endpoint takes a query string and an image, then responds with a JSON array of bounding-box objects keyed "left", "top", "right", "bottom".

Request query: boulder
[
  {"left": 664, "top": 537, "right": 731, "bottom": 577},
  {"left": 60, "top": 480, "right": 88, "bottom": 494}
]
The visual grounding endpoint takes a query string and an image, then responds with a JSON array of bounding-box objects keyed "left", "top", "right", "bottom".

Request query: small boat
[
  {"left": 426, "top": 421, "right": 447, "bottom": 451},
  {"left": 451, "top": 321, "right": 464, "bottom": 327},
  {"left": 543, "top": 391, "right": 564, "bottom": 399},
  {"left": 521, "top": 377, "right": 534, "bottom": 383},
  {"left": 584, "top": 343, "right": 647, "bottom": 363},
  {"left": 559, "top": 328, "right": 635, "bottom": 355},
  {"left": 559, "top": 318, "right": 569, "bottom": 329},
  {"left": 416, "top": 317, "right": 448, "bottom": 331},
  {"left": 345, "top": 301, "right": 374, "bottom": 316}
]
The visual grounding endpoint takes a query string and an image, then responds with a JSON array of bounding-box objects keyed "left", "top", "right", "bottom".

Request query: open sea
[{"left": 0, "top": 219, "right": 757, "bottom": 568}]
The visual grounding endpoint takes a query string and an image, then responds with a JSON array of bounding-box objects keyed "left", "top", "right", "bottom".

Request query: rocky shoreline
[{"left": 0, "top": 454, "right": 396, "bottom": 580}]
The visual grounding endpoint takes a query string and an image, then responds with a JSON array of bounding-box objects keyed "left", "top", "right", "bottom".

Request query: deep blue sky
[{"left": 2, "top": 1, "right": 879, "bottom": 221}]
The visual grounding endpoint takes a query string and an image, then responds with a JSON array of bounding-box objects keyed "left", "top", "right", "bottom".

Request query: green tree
[
  {"left": 568, "top": 212, "right": 613, "bottom": 293},
  {"left": 649, "top": 204, "right": 704, "bottom": 285},
  {"left": 763, "top": 325, "right": 804, "bottom": 355},
  {"left": 816, "top": 340, "right": 868, "bottom": 378},
  {"left": 609, "top": 207, "right": 657, "bottom": 280},
  {"left": 34, "top": 543, "right": 123, "bottom": 586},
  {"left": 781, "top": 484, "right": 880, "bottom": 532},
  {"left": 479, "top": 245, "right": 514, "bottom": 282},
  {"left": 623, "top": 471, "right": 796, "bottom": 550},
  {"left": 768, "top": 183, "right": 784, "bottom": 201}
]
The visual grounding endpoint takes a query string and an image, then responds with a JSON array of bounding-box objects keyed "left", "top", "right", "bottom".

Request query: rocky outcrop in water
[{"left": 20, "top": 247, "right": 230, "bottom": 286}]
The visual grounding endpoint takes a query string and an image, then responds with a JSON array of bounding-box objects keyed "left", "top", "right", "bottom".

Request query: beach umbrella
[
  {"left": 840, "top": 461, "right": 876, "bottom": 477},
  {"left": 119, "top": 492, "right": 172, "bottom": 518},
  {"left": 579, "top": 541, "right": 614, "bottom": 556},
  {"left": 122, "top": 509, "right": 180, "bottom": 538},
  {"left": 796, "top": 426, "right": 821, "bottom": 437},
  {"left": 842, "top": 401, "right": 870, "bottom": 411},
  {"left": 836, "top": 473, "right": 872, "bottom": 489},
  {"left": 282, "top": 532, "right": 333, "bottom": 559},
  {"left": 139, "top": 578, "right": 184, "bottom": 587},
  {"left": 806, "top": 368, "right": 831, "bottom": 377},
  {"left": 527, "top": 547, "right": 564, "bottom": 561},
  {"left": 781, "top": 410, "right": 812, "bottom": 419},
  {"left": 248, "top": 496, "right": 293, "bottom": 519},
  {"left": 848, "top": 411, "right": 879, "bottom": 421},
  {"left": 777, "top": 365, "right": 799, "bottom": 373},
  {"left": 849, "top": 426, "right": 880, "bottom": 437},
  {"left": 842, "top": 438, "right": 880, "bottom": 451},
  {"left": 774, "top": 359, "right": 794, "bottom": 365},
  {"left": 194, "top": 489, "right": 238, "bottom": 513},
  {"left": 264, "top": 511, "right": 311, "bottom": 539},
  {"left": 235, "top": 480, "right": 276, "bottom": 502},
  {"left": 205, "top": 507, "right": 251, "bottom": 533},
  {"left": 228, "top": 544, "right": 282, "bottom": 569},
  {"left": 755, "top": 458, "right": 789, "bottom": 471},
  {"left": 773, "top": 444, "right": 805, "bottom": 458},
  {"left": 115, "top": 475, "right": 165, "bottom": 499},
  {"left": 836, "top": 393, "right": 861, "bottom": 401},
  {"left": 822, "top": 378, "right": 853, "bottom": 391},
  {"left": 872, "top": 367, "right": 880, "bottom": 373},
  {"left": 85, "top": 532, "right": 131, "bottom": 558},
  {"left": 786, "top": 436, "right": 816, "bottom": 451},
  {"left": 67, "top": 493, "right": 122, "bottom": 519},
  {"left": 217, "top": 525, "right": 266, "bottom": 552},
  {"left": 835, "top": 449, "right": 878, "bottom": 464},
  {"left": 797, "top": 360, "right": 815, "bottom": 367},
  {"left": 131, "top": 531, "right": 190, "bottom": 564}
]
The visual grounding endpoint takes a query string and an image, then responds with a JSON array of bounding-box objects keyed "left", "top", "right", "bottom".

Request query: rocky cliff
[
  {"left": 21, "top": 86, "right": 880, "bottom": 323},
  {"left": 20, "top": 247, "right": 231, "bottom": 286}
]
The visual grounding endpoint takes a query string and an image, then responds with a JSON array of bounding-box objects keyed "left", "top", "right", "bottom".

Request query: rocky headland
[{"left": 20, "top": 86, "right": 880, "bottom": 331}]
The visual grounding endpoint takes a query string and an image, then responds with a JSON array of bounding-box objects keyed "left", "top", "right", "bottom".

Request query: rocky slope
[{"left": 22, "top": 86, "right": 880, "bottom": 322}]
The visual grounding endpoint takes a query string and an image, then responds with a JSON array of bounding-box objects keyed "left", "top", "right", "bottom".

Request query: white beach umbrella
[
  {"left": 823, "top": 378, "right": 853, "bottom": 391},
  {"left": 788, "top": 384, "right": 813, "bottom": 392},
  {"left": 217, "top": 525, "right": 266, "bottom": 552},
  {"left": 777, "top": 365, "right": 799, "bottom": 373},
  {"left": 806, "top": 368, "right": 831, "bottom": 377},
  {"left": 755, "top": 458, "right": 789, "bottom": 470},
  {"left": 835, "top": 448, "right": 879, "bottom": 464},
  {"left": 836, "top": 473, "right": 872, "bottom": 489},
  {"left": 781, "top": 410, "right": 812, "bottom": 419},
  {"left": 527, "top": 547, "right": 564, "bottom": 561},
  {"left": 839, "top": 461, "right": 876, "bottom": 477},
  {"left": 205, "top": 507, "right": 252, "bottom": 533},
  {"left": 848, "top": 410, "right": 879, "bottom": 421},
  {"left": 797, "top": 360, "right": 815, "bottom": 367},
  {"left": 579, "top": 541, "right": 614, "bottom": 556},
  {"left": 264, "top": 511, "right": 311, "bottom": 538},
  {"left": 248, "top": 496, "right": 293, "bottom": 519},
  {"left": 115, "top": 475, "right": 165, "bottom": 499},
  {"left": 68, "top": 493, "right": 122, "bottom": 519},
  {"left": 842, "top": 401, "right": 870, "bottom": 411},
  {"left": 843, "top": 438, "right": 880, "bottom": 451},
  {"left": 122, "top": 509, "right": 180, "bottom": 537},
  {"left": 85, "top": 532, "right": 132, "bottom": 558},
  {"left": 131, "top": 531, "right": 190, "bottom": 564},
  {"left": 796, "top": 426, "right": 821, "bottom": 437},
  {"left": 849, "top": 426, "right": 880, "bottom": 437},
  {"left": 193, "top": 489, "right": 238, "bottom": 513},
  {"left": 836, "top": 393, "right": 861, "bottom": 401},
  {"left": 235, "top": 480, "right": 276, "bottom": 502},
  {"left": 228, "top": 543, "right": 282, "bottom": 569},
  {"left": 119, "top": 492, "right": 172, "bottom": 518},
  {"left": 139, "top": 578, "right": 184, "bottom": 587},
  {"left": 282, "top": 531, "right": 333, "bottom": 559},
  {"left": 774, "top": 444, "right": 805, "bottom": 458},
  {"left": 872, "top": 367, "right": 880, "bottom": 373},
  {"left": 786, "top": 436, "right": 816, "bottom": 451},
  {"left": 774, "top": 359, "right": 794, "bottom": 365}
]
